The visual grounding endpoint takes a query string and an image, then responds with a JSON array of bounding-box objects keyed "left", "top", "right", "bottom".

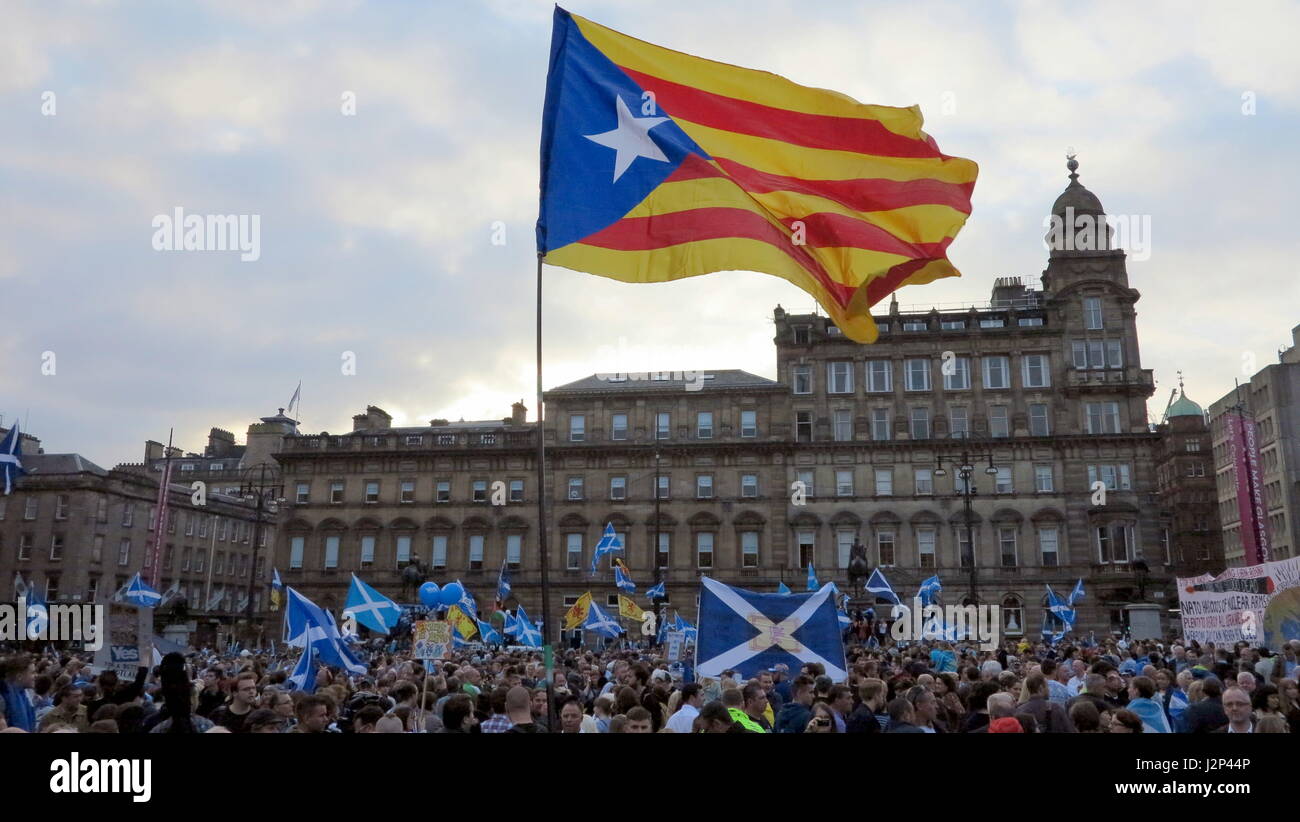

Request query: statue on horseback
[{"left": 399, "top": 555, "right": 427, "bottom": 601}]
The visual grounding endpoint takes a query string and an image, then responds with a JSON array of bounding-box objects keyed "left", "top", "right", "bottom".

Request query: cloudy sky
[{"left": 3, "top": 0, "right": 1298, "bottom": 467}]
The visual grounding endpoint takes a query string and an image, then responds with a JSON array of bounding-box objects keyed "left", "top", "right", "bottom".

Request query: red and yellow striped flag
[{"left": 538, "top": 9, "right": 978, "bottom": 343}]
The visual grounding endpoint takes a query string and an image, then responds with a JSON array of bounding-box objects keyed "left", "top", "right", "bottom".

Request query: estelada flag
[
  {"left": 617, "top": 595, "right": 644, "bottom": 621},
  {"left": 537, "top": 8, "right": 978, "bottom": 343},
  {"left": 446, "top": 605, "right": 478, "bottom": 640},
  {"left": 563, "top": 591, "right": 593, "bottom": 630}
]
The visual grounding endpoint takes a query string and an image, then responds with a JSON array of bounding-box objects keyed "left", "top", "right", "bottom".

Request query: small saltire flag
[
  {"left": 512, "top": 605, "right": 543, "bottom": 648},
  {"left": 447, "top": 605, "right": 478, "bottom": 640},
  {"left": 917, "top": 575, "right": 942, "bottom": 608},
  {"left": 1069, "top": 579, "right": 1086, "bottom": 606},
  {"left": 672, "top": 612, "right": 697, "bottom": 643},
  {"left": 26, "top": 583, "right": 48, "bottom": 638},
  {"left": 344, "top": 574, "right": 401, "bottom": 635},
  {"left": 1128, "top": 698, "right": 1172, "bottom": 734},
  {"left": 776, "top": 581, "right": 792, "bottom": 595},
  {"left": 536, "top": 8, "right": 979, "bottom": 344},
  {"left": 644, "top": 580, "right": 666, "bottom": 601},
  {"left": 584, "top": 601, "right": 623, "bottom": 639},
  {"left": 272, "top": 568, "right": 284, "bottom": 590},
  {"left": 617, "top": 594, "right": 643, "bottom": 621},
  {"left": 286, "top": 642, "right": 318, "bottom": 693},
  {"left": 0, "top": 422, "right": 26, "bottom": 495},
  {"left": 613, "top": 560, "right": 636, "bottom": 594},
  {"left": 590, "top": 523, "right": 624, "bottom": 575},
  {"left": 503, "top": 610, "right": 520, "bottom": 637},
  {"left": 454, "top": 581, "right": 478, "bottom": 619},
  {"left": 118, "top": 573, "right": 162, "bottom": 608},
  {"left": 282, "top": 587, "right": 368, "bottom": 675},
  {"left": 477, "top": 619, "right": 503, "bottom": 645},
  {"left": 497, "top": 561, "right": 512, "bottom": 603},
  {"left": 838, "top": 610, "right": 852, "bottom": 630},
  {"left": 696, "top": 577, "right": 847, "bottom": 681},
  {"left": 806, "top": 561, "right": 818, "bottom": 592},
  {"left": 864, "top": 568, "right": 901, "bottom": 605},
  {"left": 564, "top": 591, "right": 594, "bottom": 630}
]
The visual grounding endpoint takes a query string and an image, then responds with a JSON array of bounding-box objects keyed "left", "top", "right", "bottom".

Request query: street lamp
[
  {"left": 931, "top": 445, "right": 999, "bottom": 604},
  {"left": 238, "top": 463, "right": 284, "bottom": 640}
]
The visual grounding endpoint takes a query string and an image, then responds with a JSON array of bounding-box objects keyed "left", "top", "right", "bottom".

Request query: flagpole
[{"left": 535, "top": 252, "right": 557, "bottom": 730}]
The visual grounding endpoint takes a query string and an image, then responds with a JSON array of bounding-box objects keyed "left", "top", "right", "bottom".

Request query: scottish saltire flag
[
  {"left": 1128, "top": 697, "right": 1172, "bottom": 733},
  {"left": 283, "top": 587, "right": 367, "bottom": 675},
  {"left": 1069, "top": 579, "right": 1086, "bottom": 606},
  {"left": 613, "top": 560, "right": 636, "bottom": 594},
  {"left": 696, "top": 577, "right": 847, "bottom": 681},
  {"left": 865, "top": 568, "right": 900, "bottom": 605},
  {"left": 477, "top": 619, "right": 503, "bottom": 645},
  {"left": 838, "top": 610, "right": 852, "bottom": 630},
  {"left": 512, "top": 605, "right": 543, "bottom": 648},
  {"left": 536, "top": 8, "right": 978, "bottom": 344},
  {"left": 590, "top": 523, "right": 624, "bottom": 574},
  {"left": 918, "top": 575, "right": 942, "bottom": 608},
  {"left": 286, "top": 642, "right": 318, "bottom": 693},
  {"left": 644, "top": 580, "right": 665, "bottom": 601},
  {"left": 118, "top": 572, "right": 162, "bottom": 607},
  {"left": 497, "top": 561, "right": 512, "bottom": 603},
  {"left": 672, "top": 612, "right": 697, "bottom": 643},
  {"left": 26, "top": 583, "right": 48, "bottom": 637},
  {"left": 344, "top": 574, "right": 400, "bottom": 635},
  {"left": 1043, "top": 585, "right": 1074, "bottom": 643},
  {"left": 584, "top": 601, "right": 623, "bottom": 639},
  {"left": 1166, "top": 690, "right": 1189, "bottom": 730},
  {"left": 776, "top": 581, "right": 792, "bottom": 595},
  {"left": 272, "top": 568, "right": 284, "bottom": 590},
  {"left": 0, "top": 423, "right": 25, "bottom": 495},
  {"left": 502, "top": 610, "right": 520, "bottom": 637},
  {"left": 806, "top": 562, "right": 818, "bottom": 592},
  {"left": 454, "top": 581, "right": 478, "bottom": 619}
]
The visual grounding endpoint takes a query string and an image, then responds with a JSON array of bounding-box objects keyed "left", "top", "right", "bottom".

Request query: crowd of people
[{"left": 2, "top": 633, "right": 1298, "bottom": 734}]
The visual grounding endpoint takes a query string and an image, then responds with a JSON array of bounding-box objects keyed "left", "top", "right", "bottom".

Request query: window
[
  {"left": 395, "top": 535, "right": 412, "bottom": 566},
  {"left": 330, "top": 481, "right": 344, "bottom": 504},
  {"left": 324, "top": 536, "right": 340, "bottom": 569},
  {"left": 24, "top": 498, "right": 38, "bottom": 520},
  {"left": 697, "top": 412, "right": 713, "bottom": 439},
  {"left": 982, "top": 356, "right": 1010, "bottom": 389},
  {"left": 866, "top": 360, "right": 892, "bottom": 393},
  {"left": 836, "top": 470, "right": 854, "bottom": 497},
  {"left": 569, "top": 415, "right": 586, "bottom": 442},
  {"left": 836, "top": 530, "right": 854, "bottom": 569},
  {"left": 567, "top": 477, "right": 584, "bottom": 501},
  {"left": 117, "top": 539, "right": 130, "bottom": 566},
  {"left": 1161, "top": 528, "right": 1171, "bottom": 565},
  {"left": 918, "top": 529, "right": 936, "bottom": 568},
  {"left": 506, "top": 534, "right": 522, "bottom": 569},
  {"left": 832, "top": 408, "right": 853, "bottom": 441},
  {"left": 469, "top": 535, "right": 484, "bottom": 570},
  {"left": 797, "top": 531, "right": 815, "bottom": 568},
  {"left": 1084, "top": 297, "right": 1103, "bottom": 330},
  {"left": 741, "top": 474, "right": 758, "bottom": 498},
  {"left": 792, "top": 365, "right": 812, "bottom": 395},
  {"left": 910, "top": 407, "right": 930, "bottom": 440},
  {"left": 696, "top": 475, "right": 713, "bottom": 499},
  {"left": 1188, "top": 462, "right": 1205, "bottom": 478},
  {"left": 695, "top": 533, "right": 715, "bottom": 568},
  {"left": 958, "top": 529, "right": 973, "bottom": 568},
  {"left": 902, "top": 320, "right": 926, "bottom": 331},
  {"left": 1106, "top": 340, "right": 1124, "bottom": 368},
  {"left": 45, "top": 575, "right": 59, "bottom": 602},
  {"left": 290, "top": 537, "right": 304, "bottom": 569},
  {"left": 915, "top": 468, "right": 933, "bottom": 495},
  {"left": 828, "top": 362, "right": 853, "bottom": 393},
  {"left": 798, "top": 470, "right": 815, "bottom": 499},
  {"left": 55, "top": 495, "right": 69, "bottom": 520},
  {"left": 944, "top": 357, "right": 970, "bottom": 390},
  {"left": 1019, "top": 317, "right": 1044, "bottom": 327},
  {"left": 1029, "top": 403, "right": 1050, "bottom": 436},
  {"left": 360, "top": 535, "right": 375, "bottom": 566},
  {"left": 194, "top": 547, "right": 204, "bottom": 573},
  {"left": 875, "top": 468, "right": 893, "bottom": 496},
  {"left": 941, "top": 319, "right": 966, "bottom": 330},
  {"left": 1185, "top": 439, "right": 1201, "bottom": 453},
  {"left": 1071, "top": 341, "right": 1089, "bottom": 370},
  {"left": 184, "top": 515, "right": 193, "bottom": 536},
  {"left": 567, "top": 533, "right": 582, "bottom": 570},
  {"left": 610, "top": 476, "right": 627, "bottom": 500},
  {"left": 1034, "top": 465, "right": 1054, "bottom": 492},
  {"left": 50, "top": 534, "right": 64, "bottom": 561},
  {"left": 405, "top": 435, "right": 423, "bottom": 446},
  {"left": 949, "top": 407, "right": 969, "bottom": 439},
  {"left": 999, "top": 527, "right": 1018, "bottom": 567},
  {"left": 905, "top": 359, "right": 931, "bottom": 391},
  {"left": 980, "top": 317, "right": 1005, "bottom": 328},
  {"left": 1085, "top": 402, "right": 1121, "bottom": 434},
  {"left": 217, "top": 518, "right": 228, "bottom": 541},
  {"left": 877, "top": 531, "right": 896, "bottom": 567},
  {"left": 871, "top": 408, "right": 891, "bottom": 441},
  {"left": 656, "top": 533, "right": 670, "bottom": 569},
  {"left": 793, "top": 325, "right": 810, "bottom": 344},
  {"left": 122, "top": 504, "right": 134, "bottom": 527},
  {"left": 180, "top": 546, "right": 189, "bottom": 571},
  {"left": 1022, "top": 354, "right": 1050, "bottom": 388},
  {"left": 212, "top": 551, "right": 222, "bottom": 575},
  {"left": 96, "top": 498, "right": 107, "bottom": 523},
  {"left": 509, "top": 479, "right": 524, "bottom": 502},
  {"left": 995, "top": 466, "right": 1012, "bottom": 494},
  {"left": 796, "top": 411, "right": 814, "bottom": 443},
  {"left": 15, "top": 533, "right": 31, "bottom": 561},
  {"left": 742, "top": 532, "right": 759, "bottom": 568},
  {"left": 432, "top": 535, "right": 448, "bottom": 570},
  {"left": 989, "top": 405, "right": 1009, "bottom": 438},
  {"left": 87, "top": 577, "right": 99, "bottom": 602},
  {"left": 611, "top": 413, "right": 628, "bottom": 441},
  {"left": 1088, "top": 465, "right": 1132, "bottom": 491},
  {"left": 400, "top": 480, "right": 415, "bottom": 503},
  {"left": 473, "top": 480, "right": 488, "bottom": 502},
  {"left": 656, "top": 412, "right": 671, "bottom": 439},
  {"left": 740, "top": 410, "right": 757, "bottom": 438},
  {"left": 436, "top": 480, "right": 451, "bottom": 503},
  {"left": 1096, "top": 523, "right": 1132, "bottom": 564},
  {"left": 365, "top": 481, "right": 380, "bottom": 503}
]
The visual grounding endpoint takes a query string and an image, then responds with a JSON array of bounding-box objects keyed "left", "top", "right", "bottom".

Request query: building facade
[
  {"left": 272, "top": 163, "right": 1179, "bottom": 638},
  {"left": 1153, "top": 385, "right": 1224, "bottom": 580}
]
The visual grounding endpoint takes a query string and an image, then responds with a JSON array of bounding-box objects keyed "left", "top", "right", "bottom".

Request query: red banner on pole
[{"left": 1227, "top": 411, "right": 1271, "bottom": 564}]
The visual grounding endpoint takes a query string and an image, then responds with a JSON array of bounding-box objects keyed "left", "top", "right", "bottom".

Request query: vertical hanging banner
[{"left": 1225, "top": 411, "right": 1270, "bottom": 564}]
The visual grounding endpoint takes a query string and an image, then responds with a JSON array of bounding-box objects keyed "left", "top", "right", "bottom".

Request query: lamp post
[
  {"left": 239, "top": 463, "right": 284, "bottom": 642},
  {"left": 930, "top": 445, "right": 1000, "bottom": 604}
]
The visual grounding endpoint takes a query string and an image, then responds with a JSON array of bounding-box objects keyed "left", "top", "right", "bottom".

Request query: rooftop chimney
[{"left": 511, "top": 401, "right": 527, "bottom": 425}]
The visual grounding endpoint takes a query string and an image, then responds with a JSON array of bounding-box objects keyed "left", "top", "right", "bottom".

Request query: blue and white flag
[
  {"left": 503, "top": 610, "right": 520, "bottom": 637},
  {"left": 837, "top": 610, "right": 852, "bottom": 630},
  {"left": 512, "top": 605, "right": 543, "bottom": 648},
  {"left": 1128, "top": 697, "right": 1172, "bottom": 733},
  {"left": 776, "top": 581, "right": 792, "bottom": 595},
  {"left": 454, "top": 581, "right": 478, "bottom": 619},
  {"left": 286, "top": 642, "right": 318, "bottom": 693},
  {"left": 497, "top": 561, "right": 512, "bottom": 603},
  {"left": 918, "top": 575, "right": 942, "bottom": 608},
  {"left": 864, "top": 568, "right": 901, "bottom": 605},
  {"left": 0, "top": 422, "right": 25, "bottom": 495},
  {"left": 477, "top": 619, "right": 503, "bottom": 645},
  {"left": 806, "top": 561, "right": 818, "bottom": 591},
  {"left": 613, "top": 562, "right": 636, "bottom": 594},
  {"left": 672, "top": 611, "right": 697, "bottom": 643},
  {"left": 283, "top": 587, "right": 367, "bottom": 675},
  {"left": 696, "top": 577, "right": 847, "bottom": 681},
  {"left": 118, "top": 572, "right": 162, "bottom": 608},
  {"left": 590, "top": 522, "right": 624, "bottom": 574},
  {"left": 584, "top": 602, "right": 622, "bottom": 639},
  {"left": 272, "top": 568, "right": 284, "bottom": 590},
  {"left": 1068, "top": 579, "right": 1086, "bottom": 606},
  {"left": 26, "top": 582, "right": 48, "bottom": 638},
  {"left": 644, "top": 580, "right": 666, "bottom": 601},
  {"left": 1043, "top": 585, "right": 1075, "bottom": 643},
  {"left": 344, "top": 574, "right": 401, "bottom": 635}
]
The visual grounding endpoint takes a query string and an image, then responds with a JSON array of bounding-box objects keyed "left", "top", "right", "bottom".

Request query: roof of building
[
  {"left": 1051, "top": 156, "right": 1105, "bottom": 216},
  {"left": 1167, "top": 392, "right": 1205, "bottom": 419},
  {"left": 547, "top": 369, "right": 778, "bottom": 394},
  {"left": 19, "top": 453, "right": 109, "bottom": 476}
]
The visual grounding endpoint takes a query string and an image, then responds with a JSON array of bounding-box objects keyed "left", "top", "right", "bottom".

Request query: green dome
[{"left": 1167, "top": 394, "right": 1204, "bottom": 418}]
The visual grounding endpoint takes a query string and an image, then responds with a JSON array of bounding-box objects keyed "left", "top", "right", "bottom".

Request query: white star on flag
[{"left": 584, "top": 95, "right": 670, "bottom": 183}]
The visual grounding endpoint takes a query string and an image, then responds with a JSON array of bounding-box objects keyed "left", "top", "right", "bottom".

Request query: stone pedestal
[{"left": 1125, "top": 603, "right": 1163, "bottom": 640}]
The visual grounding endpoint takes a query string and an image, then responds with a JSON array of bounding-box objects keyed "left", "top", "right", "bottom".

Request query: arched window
[{"left": 1001, "top": 595, "right": 1024, "bottom": 636}]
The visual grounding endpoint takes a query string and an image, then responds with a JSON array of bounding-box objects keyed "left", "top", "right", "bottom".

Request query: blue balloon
[
  {"left": 418, "top": 582, "right": 441, "bottom": 608},
  {"left": 440, "top": 581, "right": 464, "bottom": 607}
]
